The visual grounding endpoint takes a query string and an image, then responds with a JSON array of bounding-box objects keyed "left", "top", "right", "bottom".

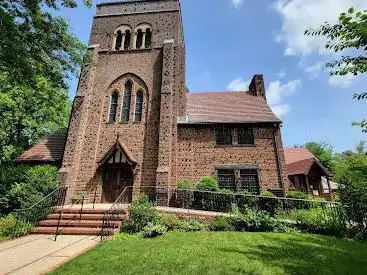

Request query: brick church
[{"left": 17, "top": 0, "right": 289, "bottom": 203}]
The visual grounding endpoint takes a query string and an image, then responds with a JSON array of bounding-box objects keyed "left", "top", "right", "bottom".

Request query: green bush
[
  {"left": 0, "top": 214, "right": 17, "bottom": 236},
  {"left": 177, "top": 180, "right": 193, "bottom": 190},
  {"left": 196, "top": 176, "right": 219, "bottom": 191},
  {"left": 142, "top": 223, "right": 167, "bottom": 238},
  {"left": 259, "top": 191, "right": 281, "bottom": 216},
  {"left": 233, "top": 191, "right": 256, "bottom": 209},
  {"left": 159, "top": 214, "right": 181, "bottom": 231},
  {"left": 121, "top": 194, "right": 159, "bottom": 234},
  {"left": 281, "top": 207, "right": 347, "bottom": 236},
  {"left": 286, "top": 191, "right": 310, "bottom": 200},
  {"left": 209, "top": 216, "right": 235, "bottom": 231},
  {"left": 178, "top": 219, "right": 206, "bottom": 232},
  {"left": 0, "top": 165, "right": 31, "bottom": 214}
]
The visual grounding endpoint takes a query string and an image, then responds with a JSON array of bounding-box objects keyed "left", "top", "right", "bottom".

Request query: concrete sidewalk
[{"left": 0, "top": 234, "right": 99, "bottom": 274}]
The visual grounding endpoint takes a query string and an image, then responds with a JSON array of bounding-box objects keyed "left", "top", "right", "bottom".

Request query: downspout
[{"left": 272, "top": 124, "right": 285, "bottom": 196}]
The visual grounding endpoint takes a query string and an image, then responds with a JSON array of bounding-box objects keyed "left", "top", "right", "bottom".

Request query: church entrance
[{"left": 102, "top": 164, "right": 133, "bottom": 203}]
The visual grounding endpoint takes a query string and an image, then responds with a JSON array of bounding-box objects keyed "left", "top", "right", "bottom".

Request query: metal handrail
[
  {"left": 15, "top": 186, "right": 67, "bottom": 212},
  {"left": 54, "top": 195, "right": 85, "bottom": 241},
  {"left": 11, "top": 186, "right": 68, "bottom": 238},
  {"left": 100, "top": 186, "right": 130, "bottom": 240}
]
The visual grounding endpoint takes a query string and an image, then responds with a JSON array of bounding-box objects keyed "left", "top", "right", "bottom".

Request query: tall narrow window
[
  {"left": 238, "top": 127, "right": 254, "bottom": 145},
  {"left": 109, "top": 91, "right": 118, "bottom": 123},
  {"left": 217, "top": 170, "right": 235, "bottom": 191},
  {"left": 135, "top": 90, "right": 144, "bottom": 122},
  {"left": 124, "top": 30, "right": 131, "bottom": 50},
  {"left": 115, "top": 30, "right": 122, "bottom": 50},
  {"left": 239, "top": 169, "right": 260, "bottom": 194},
  {"left": 145, "top": 28, "right": 152, "bottom": 48},
  {"left": 136, "top": 29, "right": 143, "bottom": 49},
  {"left": 215, "top": 125, "right": 232, "bottom": 145},
  {"left": 121, "top": 81, "right": 132, "bottom": 123}
]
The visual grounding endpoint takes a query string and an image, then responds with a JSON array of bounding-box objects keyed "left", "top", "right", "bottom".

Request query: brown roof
[
  {"left": 15, "top": 128, "right": 68, "bottom": 163},
  {"left": 178, "top": 92, "right": 280, "bottom": 124},
  {"left": 283, "top": 148, "right": 315, "bottom": 164},
  {"left": 284, "top": 148, "right": 332, "bottom": 177}
]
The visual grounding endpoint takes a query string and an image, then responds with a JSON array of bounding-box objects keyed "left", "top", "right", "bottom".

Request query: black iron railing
[
  {"left": 100, "top": 187, "right": 131, "bottom": 240},
  {"left": 54, "top": 195, "right": 85, "bottom": 241},
  {"left": 11, "top": 186, "right": 68, "bottom": 238}
]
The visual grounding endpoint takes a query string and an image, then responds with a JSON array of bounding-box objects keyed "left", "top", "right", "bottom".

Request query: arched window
[
  {"left": 108, "top": 91, "right": 118, "bottom": 123},
  {"left": 136, "top": 29, "right": 143, "bottom": 49},
  {"left": 115, "top": 30, "right": 122, "bottom": 50},
  {"left": 124, "top": 30, "right": 131, "bottom": 50},
  {"left": 121, "top": 81, "right": 132, "bottom": 123},
  {"left": 135, "top": 91, "right": 144, "bottom": 122},
  {"left": 145, "top": 28, "right": 152, "bottom": 48}
]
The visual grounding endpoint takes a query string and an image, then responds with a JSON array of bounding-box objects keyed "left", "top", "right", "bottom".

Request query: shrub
[
  {"left": 178, "top": 219, "right": 206, "bottom": 232},
  {"left": 177, "top": 180, "right": 193, "bottom": 190},
  {"left": 259, "top": 191, "right": 281, "bottom": 216},
  {"left": 142, "top": 224, "right": 167, "bottom": 238},
  {"left": 281, "top": 207, "right": 347, "bottom": 236},
  {"left": 209, "top": 216, "right": 235, "bottom": 231},
  {"left": 196, "top": 176, "right": 219, "bottom": 192},
  {"left": 121, "top": 194, "right": 159, "bottom": 234},
  {"left": 0, "top": 214, "right": 17, "bottom": 237},
  {"left": 159, "top": 214, "right": 181, "bottom": 231},
  {"left": 286, "top": 191, "right": 310, "bottom": 200}
]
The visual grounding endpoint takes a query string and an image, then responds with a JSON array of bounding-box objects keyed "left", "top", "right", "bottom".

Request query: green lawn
[{"left": 51, "top": 232, "right": 367, "bottom": 275}]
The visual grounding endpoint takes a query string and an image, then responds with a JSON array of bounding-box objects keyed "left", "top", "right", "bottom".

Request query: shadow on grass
[{"left": 219, "top": 233, "right": 367, "bottom": 275}]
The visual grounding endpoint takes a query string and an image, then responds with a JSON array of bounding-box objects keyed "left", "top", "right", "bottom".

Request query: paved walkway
[{"left": 0, "top": 235, "right": 99, "bottom": 274}]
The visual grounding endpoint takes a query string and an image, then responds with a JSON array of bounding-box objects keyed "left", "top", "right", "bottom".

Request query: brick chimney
[{"left": 249, "top": 74, "right": 266, "bottom": 101}]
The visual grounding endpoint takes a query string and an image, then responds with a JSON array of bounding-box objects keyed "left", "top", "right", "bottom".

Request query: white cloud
[
  {"left": 304, "top": 61, "right": 324, "bottom": 78},
  {"left": 277, "top": 69, "right": 287, "bottom": 79},
  {"left": 271, "top": 104, "right": 291, "bottom": 118},
  {"left": 231, "top": 0, "right": 244, "bottom": 9},
  {"left": 267, "top": 80, "right": 301, "bottom": 105},
  {"left": 274, "top": 0, "right": 367, "bottom": 56},
  {"left": 328, "top": 74, "right": 357, "bottom": 88},
  {"left": 227, "top": 78, "right": 250, "bottom": 91}
]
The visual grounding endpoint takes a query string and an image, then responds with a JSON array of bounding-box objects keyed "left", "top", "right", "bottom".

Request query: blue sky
[{"left": 60, "top": 0, "right": 366, "bottom": 152}]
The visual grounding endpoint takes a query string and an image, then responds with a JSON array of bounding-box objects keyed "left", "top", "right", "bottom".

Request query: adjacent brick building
[{"left": 17, "top": 0, "right": 287, "bottom": 203}]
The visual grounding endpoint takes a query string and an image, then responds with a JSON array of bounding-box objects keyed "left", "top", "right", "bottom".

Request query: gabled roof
[
  {"left": 284, "top": 148, "right": 332, "bottom": 177},
  {"left": 15, "top": 129, "right": 67, "bottom": 163},
  {"left": 99, "top": 140, "right": 137, "bottom": 165},
  {"left": 178, "top": 92, "right": 280, "bottom": 124}
]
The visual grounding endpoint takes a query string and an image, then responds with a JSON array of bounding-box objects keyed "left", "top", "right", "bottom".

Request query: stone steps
[{"left": 31, "top": 208, "right": 128, "bottom": 236}]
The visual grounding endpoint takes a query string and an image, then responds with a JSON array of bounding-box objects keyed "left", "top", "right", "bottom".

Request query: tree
[
  {"left": 0, "top": 0, "right": 91, "bottom": 87},
  {"left": 304, "top": 142, "right": 335, "bottom": 172},
  {"left": 305, "top": 8, "right": 367, "bottom": 132},
  {"left": 0, "top": 0, "right": 91, "bottom": 162}
]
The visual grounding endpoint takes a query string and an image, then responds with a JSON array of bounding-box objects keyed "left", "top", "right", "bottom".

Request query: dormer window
[
  {"left": 113, "top": 25, "right": 132, "bottom": 51},
  {"left": 133, "top": 24, "right": 152, "bottom": 49}
]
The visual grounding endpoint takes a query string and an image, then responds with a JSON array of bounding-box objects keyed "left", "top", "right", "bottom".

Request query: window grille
[
  {"left": 121, "top": 81, "right": 132, "bottom": 123},
  {"left": 108, "top": 92, "right": 118, "bottom": 123},
  {"left": 215, "top": 125, "right": 232, "bottom": 145},
  {"left": 135, "top": 90, "right": 143, "bottom": 122},
  {"left": 238, "top": 127, "right": 254, "bottom": 145},
  {"left": 239, "top": 169, "right": 260, "bottom": 194},
  {"left": 217, "top": 170, "right": 235, "bottom": 191}
]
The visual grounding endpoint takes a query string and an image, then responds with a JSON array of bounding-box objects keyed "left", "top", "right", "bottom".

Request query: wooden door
[{"left": 102, "top": 166, "right": 132, "bottom": 203}]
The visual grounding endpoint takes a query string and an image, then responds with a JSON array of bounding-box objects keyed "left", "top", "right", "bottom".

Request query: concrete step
[
  {"left": 47, "top": 213, "right": 127, "bottom": 221},
  {"left": 38, "top": 220, "right": 122, "bottom": 228},
  {"left": 31, "top": 226, "right": 108, "bottom": 236}
]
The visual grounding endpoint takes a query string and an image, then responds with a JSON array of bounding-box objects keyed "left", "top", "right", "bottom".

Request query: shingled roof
[
  {"left": 15, "top": 128, "right": 68, "bottom": 164},
  {"left": 284, "top": 148, "right": 332, "bottom": 177},
  {"left": 178, "top": 92, "right": 280, "bottom": 124}
]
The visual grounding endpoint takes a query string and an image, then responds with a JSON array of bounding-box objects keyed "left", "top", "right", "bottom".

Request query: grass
[
  {"left": 51, "top": 232, "right": 367, "bottom": 275},
  {"left": 0, "top": 235, "right": 7, "bottom": 242}
]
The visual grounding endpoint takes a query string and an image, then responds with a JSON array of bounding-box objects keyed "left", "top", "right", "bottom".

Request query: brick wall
[{"left": 176, "top": 124, "right": 284, "bottom": 192}]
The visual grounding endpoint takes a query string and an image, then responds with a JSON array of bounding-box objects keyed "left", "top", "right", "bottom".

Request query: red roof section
[
  {"left": 284, "top": 148, "right": 332, "bottom": 176},
  {"left": 283, "top": 148, "right": 315, "bottom": 164},
  {"left": 179, "top": 92, "right": 280, "bottom": 124},
  {"left": 15, "top": 128, "right": 67, "bottom": 163}
]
